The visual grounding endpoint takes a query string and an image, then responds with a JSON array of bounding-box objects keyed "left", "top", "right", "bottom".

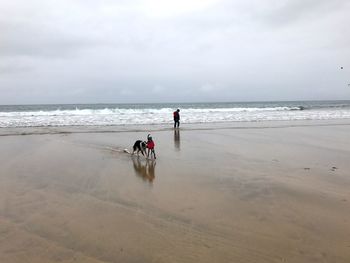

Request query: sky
[{"left": 0, "top": 0, "right": 349, "bottom": 104}]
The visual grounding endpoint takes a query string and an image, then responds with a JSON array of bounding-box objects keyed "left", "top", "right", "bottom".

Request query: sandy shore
[{"left": 1, "top": 120, "right": 350, "bottom": 263}]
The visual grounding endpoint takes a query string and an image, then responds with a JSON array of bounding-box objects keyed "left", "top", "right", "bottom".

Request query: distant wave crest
[
  {"left": 0, "top": 104, "right": 350, "bottom": 128},
  {"left": 0, "top": 106, "right": 305, "bottom": 118}
]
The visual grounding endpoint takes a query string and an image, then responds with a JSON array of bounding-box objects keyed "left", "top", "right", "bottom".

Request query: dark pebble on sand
[{"left": 331, "top": 166, "right": 338, "bottom": 171}]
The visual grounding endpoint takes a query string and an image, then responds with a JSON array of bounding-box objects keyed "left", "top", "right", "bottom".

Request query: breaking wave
[{"left": 0, "top": 102, "right": 349, "bottom": 128}]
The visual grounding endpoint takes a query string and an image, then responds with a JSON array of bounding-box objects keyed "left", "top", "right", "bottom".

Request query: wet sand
[{"left": 1, "top": 121, "right": 350, "bottom": 262}]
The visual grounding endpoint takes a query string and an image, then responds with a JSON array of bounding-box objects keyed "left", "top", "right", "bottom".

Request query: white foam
[{"left": 1, "top": 107, "right": 350, "bottom": 128}]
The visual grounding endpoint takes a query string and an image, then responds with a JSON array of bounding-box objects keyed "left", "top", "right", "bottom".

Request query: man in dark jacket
[{"left": 173, "top": 109, "right": 180, "bottom": 128}]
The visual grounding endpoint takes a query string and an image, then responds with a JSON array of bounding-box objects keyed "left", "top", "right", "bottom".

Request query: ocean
[{"left": 1, "top": 100, "right": 350, "bottom": 128}]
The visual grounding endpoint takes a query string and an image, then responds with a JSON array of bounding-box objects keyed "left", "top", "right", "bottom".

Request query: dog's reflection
[
  {"left": 132, "top": 157, "right": 156, "bottom": 183},
  {"left": 174, "top": 129, "right": 180, "bottom": 150}
]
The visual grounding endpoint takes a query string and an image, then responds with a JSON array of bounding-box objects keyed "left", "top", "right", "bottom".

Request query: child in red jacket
[{"left": 147, "top": 134, "right": 156, "bottom": 159}]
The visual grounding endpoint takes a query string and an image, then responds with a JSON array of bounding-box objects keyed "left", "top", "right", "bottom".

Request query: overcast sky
[{"left": 0, "top": 0, "right": 349, "bottom": 104}]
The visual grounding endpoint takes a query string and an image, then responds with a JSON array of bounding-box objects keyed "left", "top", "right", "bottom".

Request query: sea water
[{"left": 0, "top": 101, "right": 350, "bottom": 128}]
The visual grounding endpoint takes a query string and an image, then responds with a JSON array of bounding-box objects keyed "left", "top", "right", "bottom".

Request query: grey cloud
[
  {"left": 0, "top": 64, "right": 32, "bottom": 74},
  {"left": 0, "top": 17, "right": 101, "bottom": 58},
  {"left": 259, "top": 0, "right": 349, "bottom": 26}
]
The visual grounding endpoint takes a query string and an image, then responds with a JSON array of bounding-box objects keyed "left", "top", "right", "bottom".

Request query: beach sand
[{"left": 1, "top": 121, "right": 350, "bottom": 263}]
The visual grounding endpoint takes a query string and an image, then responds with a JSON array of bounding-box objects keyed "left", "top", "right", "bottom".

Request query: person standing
[
  {"left": 173, "top": 109, "right": 180, "bottom": 128},
  {"left": 146, "top": 134, "right": 156, "bottom": 159}
]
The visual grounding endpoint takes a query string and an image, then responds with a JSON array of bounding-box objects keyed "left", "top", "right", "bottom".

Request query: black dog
[{"left": 132, "top": 140, "right": 147, "bottom": 156}]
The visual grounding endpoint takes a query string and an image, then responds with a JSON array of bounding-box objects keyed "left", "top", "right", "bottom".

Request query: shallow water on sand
[{"left": 1, "top": 123, "right": 350, "bottom": 262}]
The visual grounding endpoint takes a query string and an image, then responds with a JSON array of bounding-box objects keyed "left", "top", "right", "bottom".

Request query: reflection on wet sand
[
  {"left": 132, "top": 156, "right": 156, "bottom": 183},
  {"left": 174, "top": 129, "right": 180, "bottom": 150}
]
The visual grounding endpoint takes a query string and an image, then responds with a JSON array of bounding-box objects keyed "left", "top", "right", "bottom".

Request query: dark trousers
[{"left": 174, "top": 120, "right": 180, "bottom": 128}]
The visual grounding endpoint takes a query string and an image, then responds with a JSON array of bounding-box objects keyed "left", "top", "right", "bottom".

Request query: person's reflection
[
  {"left": 174, "top": 129, "right": 180, "bottom": 150},
  {"left": 132, "top": 157, "right": 156, "bottom": 183}
]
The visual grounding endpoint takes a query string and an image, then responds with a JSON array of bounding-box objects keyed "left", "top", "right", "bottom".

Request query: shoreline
[{"left": 1, "top": 118, "right": 350, "bottom": 137}]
